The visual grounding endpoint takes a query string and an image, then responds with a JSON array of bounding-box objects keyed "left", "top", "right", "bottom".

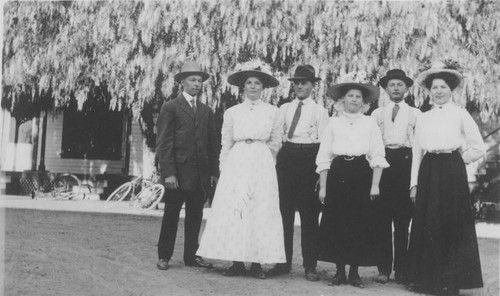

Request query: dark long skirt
[
  {"left": 318, "top": 155, "right": 380, "bottom": 266},
  {"left": 407, "top": 151, "right": 483, "bottom": 290}
]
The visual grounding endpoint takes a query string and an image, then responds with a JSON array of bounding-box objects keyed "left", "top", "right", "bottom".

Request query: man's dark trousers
[
  {"left": 157, "top": 183, "right": 204, "bottom": 264},
  {"left": 276, "top": 142, "right": 321, "bottom": 270},
  {"left": 376, "top": 147, "right": 413, "bottom": 277}
]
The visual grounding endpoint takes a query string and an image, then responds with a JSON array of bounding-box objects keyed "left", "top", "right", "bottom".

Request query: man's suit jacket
[{"left": 156, "top": 93, "right": 219, "bottom": 193}]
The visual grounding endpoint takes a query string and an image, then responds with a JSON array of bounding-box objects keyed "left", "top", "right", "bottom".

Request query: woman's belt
[
  {"left": 427, "top": 149, "right": 457, "bottom": 154},
  {"left": 337, "top": 154, "right": 365, "bottom": 161},
  {"left": 236, "top": 139, "right": 265, "bottom": 144}
]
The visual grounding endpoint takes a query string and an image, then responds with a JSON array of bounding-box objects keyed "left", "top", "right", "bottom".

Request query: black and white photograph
[{"left": 1, "top": 0, "right": 499, "bottom": 295}]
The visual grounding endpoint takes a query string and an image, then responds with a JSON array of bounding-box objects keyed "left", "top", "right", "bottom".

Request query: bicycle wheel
[
  {"left": 51, "top": 173, "right": 81, "bottom": 200},
  {"left": 135, "top": 184, "right": 165, "bottom": 212},
  {"left": 105, "top": 182, "right": 132, "bottom": 209}
]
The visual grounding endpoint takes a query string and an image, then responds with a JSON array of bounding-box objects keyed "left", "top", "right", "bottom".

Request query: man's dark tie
[
  {"left": 287, "top": 101, "right": 303, "bottom": 139},
  {"left": 391, "top": 103, "right": 399, "bottom": 122},
  {"left": 190, "top": 99, "right": 196, "bottom": 113}
]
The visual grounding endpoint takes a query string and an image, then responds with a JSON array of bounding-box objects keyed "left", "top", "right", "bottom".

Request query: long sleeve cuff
[
  {"left": 316, "top": 162, "right": 332, "bottom": 174},
  {"left": 368, "top": 156, "right": 390, "bottom": 169}
]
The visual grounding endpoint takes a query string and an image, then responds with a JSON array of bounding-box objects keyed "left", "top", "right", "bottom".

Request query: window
[{"left": 60, "top": 106, "right": 124, "bottom": 160}]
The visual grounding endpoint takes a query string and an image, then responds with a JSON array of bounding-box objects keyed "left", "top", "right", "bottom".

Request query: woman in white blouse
[
  {"left": 196, "top": 70, "right": 285, "bottom": 279},
  {"left": 316, "top": 82, "right": 389, "bottom": 288},
  {"left": 406, "top": 66, "right": 485, "bottom": 296}
]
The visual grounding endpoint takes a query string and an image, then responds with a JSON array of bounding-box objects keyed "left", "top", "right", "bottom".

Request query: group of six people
[{"left": 155, "top": 60, "right": 485, "bottom": 296}]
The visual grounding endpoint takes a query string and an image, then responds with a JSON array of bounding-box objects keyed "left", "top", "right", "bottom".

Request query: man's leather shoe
[
  {"left": 375, "top": 272, "right": 389, "bottom": 284},
  {"left": 394, "top": 272, "right": 407, "bottom": 284},
  {"left": 267, "top": 263, "right": 291, "bottom": 276},
  {"left": 156, "top": 259, "right": 169, "bottom": 270},
  {"left": 328, "top": 272, "right": 347, "bottom": 286},
  {"left": 185, "top": 257, "right": 213, "bottom": 268},
  {"left": 348, "top": 274, "right": 365, "bottom": 288},
  {"left": 305, "top": 268, "right": 320, "bottom": 282}
]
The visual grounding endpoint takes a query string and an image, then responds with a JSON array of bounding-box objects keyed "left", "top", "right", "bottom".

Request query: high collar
[
  {"left": 294, "top": 97, "right": 314, "bottom": 105},
  {"left": 341, "top": 111, "right": 363, "bottom": 119},
  {"left": 433, "top": 100, "right": 454, "bottom": 109},
  {"left": 182, "top": 92, "right": 195, "bottom": 103},
  {"left": 243, "top": 97, "right": 264, "bottom": 106},
  {"left": 387, "top": 100, "right": 407, "bottom": 108}
]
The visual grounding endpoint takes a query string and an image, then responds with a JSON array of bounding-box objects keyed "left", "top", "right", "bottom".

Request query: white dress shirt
[
  {"left": 410, "top": 101, "right": 486, "bottom": 187},
  {"left": 371, "top": 101, "right": 421, "bottom": 148},
  {"left": 316, "top": 112, "right": 389, "bottom": 173},
  {"left": 279, "top": 97, "right": 330, "bottom": 143},
  {"left": 183, "top": 91, "right": 196, "bottom": 108}
]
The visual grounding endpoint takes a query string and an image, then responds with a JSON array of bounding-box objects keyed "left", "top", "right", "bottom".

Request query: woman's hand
[
  {"left": 370, "top": 185, "right": 380, "bottom": 201},
  {"left": 318, "top": 188, "right": 326, "bottom": 205},
  {"left": 410, "top": 186, "right": 417, "bottom": 203}
]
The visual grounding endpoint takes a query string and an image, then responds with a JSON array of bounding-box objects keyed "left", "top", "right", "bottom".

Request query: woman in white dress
[{"left": 196, "top": 69, "right": 286, "bottom": 279}]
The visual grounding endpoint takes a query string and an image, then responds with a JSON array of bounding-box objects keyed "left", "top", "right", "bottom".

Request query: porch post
[
  {"left": 38, "top": 111, "right": 48, "bottom": 171},
  {"left": 30, "top": 114, "right": 40, "bottom": 171},
  {"left": 121, "top": 110, "right": 132, "bottom": 175}
]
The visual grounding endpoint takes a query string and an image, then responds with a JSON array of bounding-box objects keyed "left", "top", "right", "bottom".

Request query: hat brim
[
  {"left": 326, "top": 83, "right": 380, "bottom": 103},
  {"left": 379, "top": 75, "right": 414, "bottom": 88},
  {"left": 416, "top": 69, "right": 463, "bottom": 91},
  {"left": 288, "top": 77, "right": 321, "bottom": 82},
  {"left": 174, "top": 71, "right": 210, "bottom": 83},
  {"left": 228, "top": 70, "right": 279, "bottom": 88}
]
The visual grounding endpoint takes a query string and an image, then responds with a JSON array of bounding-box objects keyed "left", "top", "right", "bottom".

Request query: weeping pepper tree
[{"left": 3, "top": 0, "right": 499, "bottom": 155}]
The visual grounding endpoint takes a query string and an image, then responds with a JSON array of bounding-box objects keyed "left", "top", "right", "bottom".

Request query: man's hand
[
  {"left": 164, "top": 175, "right": 179, "bottom": 190},
  {"left": 410, "top": 186, "right": 417, "bottom": 203},
  {"left": 210, "top": 176, "right": 218, "bottom": 188}
]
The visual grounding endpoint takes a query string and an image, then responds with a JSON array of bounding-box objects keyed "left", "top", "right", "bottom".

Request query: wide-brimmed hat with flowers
[
  {"left": 327, "top": 82, "right": 380, "bottom": 103},
  {"left": 174, "top": 61, "right": 210, "bottom": 83},
  {"left": 227, "top": 70, "right": 279, "bottom": 88},
  {"left": 416, "top": 62, "right": 464, "bottom": 91}
]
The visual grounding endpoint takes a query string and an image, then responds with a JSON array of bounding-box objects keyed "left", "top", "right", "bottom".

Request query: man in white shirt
[
  {"left": 371, "top": 69, "right": 421, "bottom": 284},
  {"left": 268, "top": 65, "right": 329, "bottom": 281}
]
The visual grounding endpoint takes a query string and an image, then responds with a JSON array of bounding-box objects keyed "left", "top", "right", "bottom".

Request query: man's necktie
[
  {"left": 391, "top": 103, "right": 399, "bottom": 122},
  {"left": 287, "top": 101, "right": 303, "bottom": 139},
  {"left": 190, "top": 99, "right": 196, "bottom": 113}
]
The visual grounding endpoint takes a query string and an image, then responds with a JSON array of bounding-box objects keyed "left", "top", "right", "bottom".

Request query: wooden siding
[{"left": 42, "top": 113, "right": 144, "bottom": 175}]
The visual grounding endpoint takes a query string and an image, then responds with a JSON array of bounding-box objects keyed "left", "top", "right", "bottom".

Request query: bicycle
[
  {"left": 104, "top": 175, "right": 165, "bottom": 212},
  {"left": 33, "top": 173, "right": 82, "bottom": 200}
]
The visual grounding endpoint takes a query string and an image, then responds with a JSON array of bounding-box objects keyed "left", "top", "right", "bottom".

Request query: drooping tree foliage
[{"left": 2, "top": 0, "right": 500, "bottom": 149}]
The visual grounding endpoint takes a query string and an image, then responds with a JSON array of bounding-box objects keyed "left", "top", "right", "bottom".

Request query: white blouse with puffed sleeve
[{"left": 316, "top": 112, "right": 389, "bottom": 173}]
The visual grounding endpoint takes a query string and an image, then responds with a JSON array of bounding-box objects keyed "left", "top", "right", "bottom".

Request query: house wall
[{"left": 0, "top": 110, "right": 144, "bottom": 176}]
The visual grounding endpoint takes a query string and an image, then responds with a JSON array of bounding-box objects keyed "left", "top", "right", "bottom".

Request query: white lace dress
[{"left": 196, "top": 99, "right": 286, "bottom": 264}]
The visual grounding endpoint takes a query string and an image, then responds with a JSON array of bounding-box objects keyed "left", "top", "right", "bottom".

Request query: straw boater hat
[
  {"left": 174, "top": 61, "right": 210, "bottom": 83},
  {"left": 327, "top": 82, "right": 380, "bottom": 103},
  {"left": 227, "top": 70, "right": 279, "bottom": 88},
  {"left": 288, "top": 65, "right": 321, "bottom": 82},
  {"left": 378, "top": 69, "right": 414, "bottom": 88},
  {"left": 416, "top": 62, "right": 464, "bottom": 91}
]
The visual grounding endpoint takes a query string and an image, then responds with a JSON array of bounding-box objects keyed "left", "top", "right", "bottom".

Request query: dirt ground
[{"left": 2, "top": 208, "right": 499, "bottom": 296}]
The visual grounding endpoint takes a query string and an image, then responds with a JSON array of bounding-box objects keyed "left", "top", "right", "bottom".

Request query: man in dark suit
[{"left": 156, "top": 61, "right": 219, "bottom": 270}]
